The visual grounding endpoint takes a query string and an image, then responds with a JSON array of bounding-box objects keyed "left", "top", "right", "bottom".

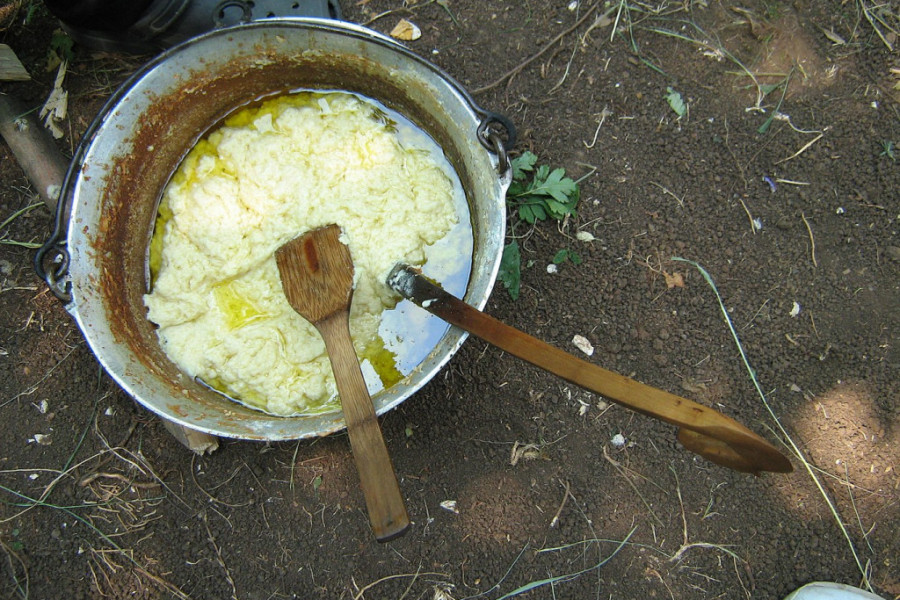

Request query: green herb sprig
[
  {"left": 499, "top": 152, "right": 581, "bottom": 300},
  {"left": 507, "top": 151, "right": 580, "bottom": 224}
]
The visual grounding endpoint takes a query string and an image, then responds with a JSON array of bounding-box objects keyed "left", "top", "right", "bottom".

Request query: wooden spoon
[
  {"left": 276, "top": 225, "right": 410, "bottom": 541},
  {"left": 387, "top": 264, "right": 792, "bottom": 475}
]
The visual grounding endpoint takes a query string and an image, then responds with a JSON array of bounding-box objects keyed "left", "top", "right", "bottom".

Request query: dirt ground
[{"left": 1, "top": 1, "right": 898, "bottom": 599}]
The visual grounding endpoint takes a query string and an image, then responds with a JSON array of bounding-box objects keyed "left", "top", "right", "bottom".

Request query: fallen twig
[
  {"left": 549, "top": 480, "right": 571, "bottom": 528},
  {"left": 472, "top": 3, "right": 605, "bottom": 94},
  {"left": 583, "top": 106, "right": 611, "bottom": 149},
  {"left": 203, "top": 514, "right": 238, "bottom": 600},
  {"left": 776, "top": 131, "right": 825, "bottom": 164}
]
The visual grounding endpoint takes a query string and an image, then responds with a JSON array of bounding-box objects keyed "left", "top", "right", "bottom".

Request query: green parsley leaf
[{"left": 511, "top": 151, "right": 537, "bottom": 180}]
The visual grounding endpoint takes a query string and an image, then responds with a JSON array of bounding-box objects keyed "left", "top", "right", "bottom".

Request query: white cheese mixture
[{"left": 144, "top": 92, "right": 458, "bottom": 416}]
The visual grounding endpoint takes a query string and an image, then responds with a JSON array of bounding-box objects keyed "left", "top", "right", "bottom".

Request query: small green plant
[
  {"left": 761, "top": 1, "right": 783, "bottom": 21},
  {"left": 498, "top": 239, "right": 522, "bottom": 300},
  {"left": 507, "top": 151, "right": 579, "bottom": 224},
  {"left": 879, "top": 140, "right": 896, "bottom": 160},
  {"left": 552, "top": 248, "right": 582, "bottom": 265},
  {"left": 499, "top": 152, "right": 580, "bottom": 300},
  {"left": 47, "top": 29, "right": 75, "bottom": 70}
]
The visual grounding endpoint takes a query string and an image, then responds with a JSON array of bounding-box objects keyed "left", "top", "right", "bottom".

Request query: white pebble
[{"left": 572, "top": 334, "right": 594, "bottom": 356}]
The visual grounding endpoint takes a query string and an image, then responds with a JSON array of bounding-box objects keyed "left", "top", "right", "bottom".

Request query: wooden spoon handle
[
  {"left": 316, "top": 312, "right": 410, "bottom": 542},
  {"left": 389, "top": 266, "right": 791, "bottom": 474}
]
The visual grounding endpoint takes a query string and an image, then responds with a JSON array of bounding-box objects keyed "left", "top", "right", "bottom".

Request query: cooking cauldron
[{"left": 37, "top": 18, "right": 513, "bottom": 440}]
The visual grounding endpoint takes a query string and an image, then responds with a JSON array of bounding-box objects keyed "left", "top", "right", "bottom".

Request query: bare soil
[{"left": 1, "top": 1, "right": 898, "bottom": 599}]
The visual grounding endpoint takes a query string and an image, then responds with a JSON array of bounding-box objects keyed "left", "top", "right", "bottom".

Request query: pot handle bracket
[
  {"left": 476, "top": 111, "right": 516, "bottom": 181},
  {"left": 34, "top": 170, "right": 76, "bottom": 304}
]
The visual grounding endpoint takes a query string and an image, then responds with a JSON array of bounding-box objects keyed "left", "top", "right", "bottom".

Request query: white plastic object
[{"left": 784, "top": 582, "right": 886, "bottom": 600}]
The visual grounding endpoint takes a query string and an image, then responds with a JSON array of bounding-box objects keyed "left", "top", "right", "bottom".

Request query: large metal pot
[{"left": 37, "top": 18, "right": 512, "bottom": 440}]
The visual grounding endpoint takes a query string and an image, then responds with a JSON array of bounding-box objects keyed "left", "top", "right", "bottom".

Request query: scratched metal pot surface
[{"left": 52, "top": 18, "right": 510, "bottom": 440}]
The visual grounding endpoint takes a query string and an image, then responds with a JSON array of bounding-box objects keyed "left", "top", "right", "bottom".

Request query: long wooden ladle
[
  {"left": 276, "top": 225, "right": 410, "bottom": 541},
  {"left": 387, "top": 264, "right": 792, "bottom": 475}
]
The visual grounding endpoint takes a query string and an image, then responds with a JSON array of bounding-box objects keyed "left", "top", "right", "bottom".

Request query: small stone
[
  {"left": 572, "top": 335, "right": 594, "bottom": 356},
  {"left": 390, "top": 19, "right": 422, "bottom": 41}
]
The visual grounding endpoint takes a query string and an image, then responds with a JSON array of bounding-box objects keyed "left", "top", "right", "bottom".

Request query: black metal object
[
  {"left": 45, "top": 0, "right": 342, "bottom": 54},
  {"left": 476, "top": 111, "right": 516, "bottom": 178}
]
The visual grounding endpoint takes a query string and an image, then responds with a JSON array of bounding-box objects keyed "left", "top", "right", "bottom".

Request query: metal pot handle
[
  {"left": 34, "top": 164, "right": 76, "bottom": 303},
  {"left": 476, "top": 111, "right": 516, "bottom": 179}
]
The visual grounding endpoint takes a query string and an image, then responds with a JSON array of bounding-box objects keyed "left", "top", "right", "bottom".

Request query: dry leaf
[
  {"left": 390, "top": 19, "right": 421, "bottom": 41},
  {"left": 664, "top": 271, "right": 684, "bottom": 289},
  {"left": 819, "top": 26, "right": 846, "bottom": 45},
  {"left": 680, "top": 379, "right": 707, "bottom": 394},
  {"left": 510, "top": 441, "right": 542, "bottom": 466},
  {"left": 39, "top": 60, "right": 68, "bottom": 139}
]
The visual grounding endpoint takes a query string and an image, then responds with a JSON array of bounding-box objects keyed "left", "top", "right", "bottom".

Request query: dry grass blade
[
  {"left": 352, "top": 569, "right": 449, "bottom": 600},
  {"left": 672, "top": 257, "right": 877, "bottom": 593},
  {"left": 0, "top": 537, "right": 29, "bottom": 600},
  {"left": 203, "top": 515, "right": 238, "bottom": 600},
  {"left": 858, "top": 0, "right": 898, "bottom": 51}
]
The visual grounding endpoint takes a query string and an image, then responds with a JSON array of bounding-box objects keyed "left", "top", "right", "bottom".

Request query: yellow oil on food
[
  {"left": 213, "top": 279, "right": 269, "bottom": 329},
  {"left": 146, "top": 89, "right": 472, "bottom": 417},
  {"left": 361, "top": 337, "right": 404, "bottom": 390}
]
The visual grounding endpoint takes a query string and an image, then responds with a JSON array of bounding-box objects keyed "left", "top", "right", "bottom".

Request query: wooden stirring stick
[
  {"left": 277, "top": 226, "right": 410, "bottom": 541},
  {"left": 388, "top": 264, "right": 792, "bottom": 475}
]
